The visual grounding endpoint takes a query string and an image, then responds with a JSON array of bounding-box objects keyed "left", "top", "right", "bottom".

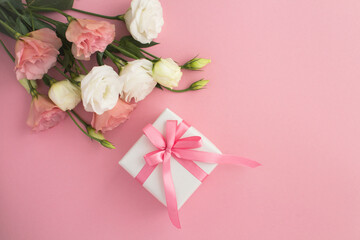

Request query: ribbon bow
[{"left": 135, "top": 120, "right": 261, "bottom": 228}]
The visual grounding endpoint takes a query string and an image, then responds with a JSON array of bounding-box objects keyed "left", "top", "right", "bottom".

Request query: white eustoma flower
[
  {"left": 152, "top": 58, "right": 182, "bottom": 89},
  {"left": 81, "top": 65, "right": 124, "bottom": 115},
  {"left": 120, "top": 59, "right": 156, "bottom": 102},
  {"left": 48, "top": 80, "right": 81, "bottom": 111},
  {"left": 124, "top": 0, "right": 164, "bottom": 44}
]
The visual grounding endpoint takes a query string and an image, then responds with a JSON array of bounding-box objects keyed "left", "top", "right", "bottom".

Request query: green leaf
[
  {"left": 117, "top": 37, "right": 146, "bottom": 59},
  {"left": 59, "top": 48, "right": 75, "bottom": 73},
  {"left": 55, "top": 22, "right": 68, "bottom": 37},
  {"left": 0, "top": 8, "right": 10, "bottom": 22},
  {"left": 15, "top": 17, "right": 29, "bottom": 35},
  {"left": 22, "top": 14, "right": 54, "bottom": 31},
  {"left": 0, "top": 0, "right": 24, "bottom": 10},
  {"left": 0, "top": 2, "right": 23, "bottom": 38},
  {"left": 62, "top": 51, "right": 71, "bottom": 70},
  {"left": 42, "top": 75, "right": 51, "bottom": 87},
  {"left": 0, "top": 10, "right": 14, "bottom": 37},
  {"left": 26, "top": 0, "right": 74, "bottom": 10},
  {"left": 120, "top": 35, "right": 158, "bottom": 48},
  {"left": 96, "top": 51, "right": 104, "bottom": 66}
]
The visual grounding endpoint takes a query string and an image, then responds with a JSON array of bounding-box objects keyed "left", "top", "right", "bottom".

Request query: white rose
[
  {"left": 120, "top": 59, "right": 156, "bottom": 102},
  {"left": 81, "top": 65, "right": 124, "bottom": 115},
  {"left": 152, "top": 58, "right": 182, "bottom": 89},
  {"left": 48, "top": 80, "right": 81, "bottom": 111},
  {"left": 124, "top": 0, "right": 164, "bottom": 44}
]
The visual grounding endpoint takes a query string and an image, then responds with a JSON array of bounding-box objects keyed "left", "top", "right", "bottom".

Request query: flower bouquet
[{"left": 0, "top": 0, "right": 211, "bottom": 148}]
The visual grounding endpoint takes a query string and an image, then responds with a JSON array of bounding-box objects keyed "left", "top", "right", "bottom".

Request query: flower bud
[
  {"left": 86, "top": 126, "right": 116, "bottom": 149},
  {"left": 86, "top": 126, "right": 105, "bottom": 140},
  {"left": 48, "top": 80, "right": 81, "bottom": 111},
  {"left": 152, "top": 58, "right": 182, "bottom": 89},
  {"left": 182, "top": 58, "right": 211, "bottom": 70},
  {"left": 189, "top": 79, "right": 209, "bottom": 90},
  {"left": 100, "top": 140, "right": 116, "bottom": 149}
]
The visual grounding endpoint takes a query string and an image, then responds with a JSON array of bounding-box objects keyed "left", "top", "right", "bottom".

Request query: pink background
[{"left": 1, "top": 0, "right": 360, "bottom": 239}]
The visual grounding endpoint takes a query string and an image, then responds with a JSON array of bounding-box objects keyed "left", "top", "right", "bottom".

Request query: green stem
[
  {"left": 42, "top": 74, "right": 55, "bottom": 86},
  {"left": 74, "top": 63, "right": 80, "bottom": 75},
  {"left": 113, "top": 54, "right": 127, "bottom": 63},
  {"left": 0, "top": 39, "right": 15, "bottom": 62},
  {"left": 66, "top": 111, "right": 92, "bottom": 137},
  {"left": 6, "top": 2, "right": 23, "bottom": 17},
  {"left": 110, "top": 44, "right": 139, "bottom": 60},
  {"left": 0, "top": 8, "right": 10, "bottom": 22},
  {"left": 54, "top": 66, "right": 71, "bottom": 79},
  {"left": 29, "top": 11, "right": 35, "bottom": 31},
  {"left": 143, "top": 55, "right": 152, "bottom": 61},
  {"left": 6, "top": 3, "right": 33, "bottom": 33},
  {"left": 66, "top": 111, "right": 115, "bottom": 149},
  {"left": 32, "top": 13, "right": 64, "bottom": 26},
  {"left": 77, "top": 59, "right": 88, "bottom": 74},
  {"left": 96, "top": 52, "right": 104, "bottom": 66},
  {"left": 71, "top": 110, "right": 89, "bottom": 127},
  {"left": 27, "top": 79, "right": 39, "bottom": 98},
  {"left": 140, "top": 49, "right": 159, "bottom": 60},
  {"left": 28, "top": 6, "right": 74, "bottom": 22},
  {"left": 73, "top": 60, "right": 81, "bottom": 74},
  {"left": 54, "top": 66, "right": 80, "bottom": 86},
  {"left": 163, "top": 86, "right": 191, "bottom": 93},
  {"left": 0, "top": 19, "right": 22, "bottom": 39},
  {"left": 113, "top": 40, "right": 159, "bottom": 60},
  {"left": 71, "top": 8, "right": 124, "bottom": 21},
  {"left": 104, "top": 50, "right": 126, "bottom": 71}
]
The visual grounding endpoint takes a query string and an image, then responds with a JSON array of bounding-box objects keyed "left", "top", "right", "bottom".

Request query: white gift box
[{"left": 119, "top": 108, "right": 221, "bottom": 209}]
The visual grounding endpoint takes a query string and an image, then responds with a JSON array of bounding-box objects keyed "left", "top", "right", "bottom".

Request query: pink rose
[
  {"left": 65, "top": 19, "right": 115, "bottom": 60},
  {"left": 26, "top": 95, "right": 66, "bottom": 132},
  {"left": 15, "top": 28, "right": 62, "bottom": 80},
  {"left": 91, "top": 98, "right": 135, "bottom": 132}
]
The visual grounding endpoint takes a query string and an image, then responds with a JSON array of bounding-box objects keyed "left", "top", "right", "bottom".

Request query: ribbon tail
[
  {"left": 221, "top": 154, "right": 262, "bottom": 168},
  {"left": 162, "top": 157, "right": 181, "bottom": 229}
]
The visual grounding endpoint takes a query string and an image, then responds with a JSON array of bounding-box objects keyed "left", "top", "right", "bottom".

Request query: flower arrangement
[{"left": 0, "top": 0, "right": 211, "bottom": 149}]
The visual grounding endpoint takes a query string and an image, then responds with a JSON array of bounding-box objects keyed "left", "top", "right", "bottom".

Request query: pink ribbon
[{"left": 135, "top": 120, "right": 261, "bottom": 228}]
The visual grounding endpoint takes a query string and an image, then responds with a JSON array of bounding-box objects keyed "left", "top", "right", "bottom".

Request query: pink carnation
[
  {"left": 15, "top": 28, "right": 62, "bottom": 80},
  {"left": 66, "top": 19, "right": 115, "bottom": 60},
  {"left": 91, "top": 98, "right": 135, "bottom": 132},
  {"left": 26, "top": 95, "right": 66, "bottom": 132}
]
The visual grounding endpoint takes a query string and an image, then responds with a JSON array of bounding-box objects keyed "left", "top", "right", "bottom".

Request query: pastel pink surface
[{"left": 0, "top": 0, "right": 360, "bottom": 239}]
